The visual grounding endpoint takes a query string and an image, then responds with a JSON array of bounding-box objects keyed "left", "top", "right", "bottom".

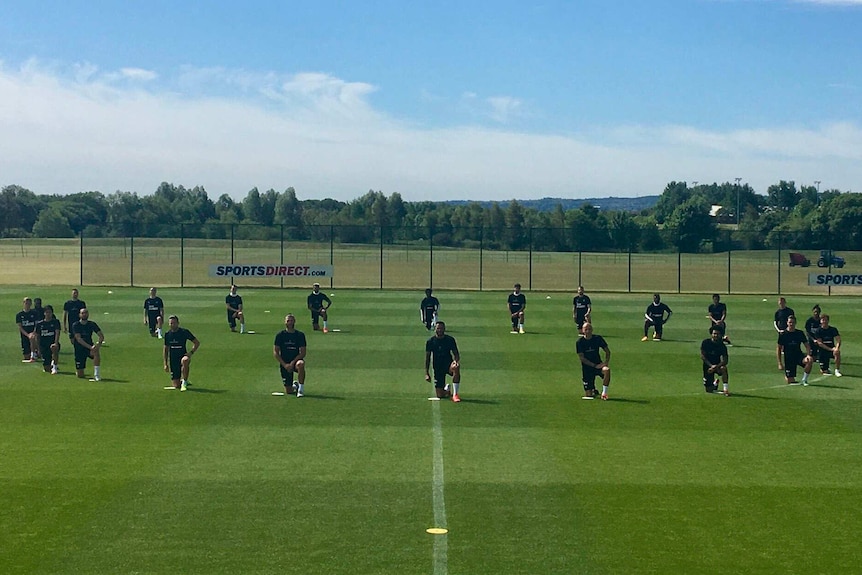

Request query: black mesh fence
[{"left": 3, "top": 225, "right": 858, "bottom": 295}]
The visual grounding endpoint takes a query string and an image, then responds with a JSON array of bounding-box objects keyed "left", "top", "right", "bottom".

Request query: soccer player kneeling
[{"left": 577, "top": 323, "right": 611, "bottom": 400}]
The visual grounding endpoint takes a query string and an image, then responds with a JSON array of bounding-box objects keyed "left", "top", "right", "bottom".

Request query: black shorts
[
  {"left": 227, "top": 310, "right": 238, "bottom": 327},
  {"left": 40, "top": 341, "right": 59, "bottom": 366},
  {"left": 784, "top": 355, "right": 806, "bottom": 378},
  {"left": 280, "top": 363, "right": 297, "bottom": 384},
  {"left": 710, "top": 322, "right": 726, "bottom": 336},
  {"left": 432, "top": 365, "right": 452, "bottom": 388},
  {"left": 702, "top": 362, "right": 723, "bottom": 380},
  {"left": 74, "top": 345, "right": 92, "bottom": 369},
  {"left": 20, "top": 332, "right": 34, "bottom": 355},
  {"left": 310, "top": 309, "right": 325, "bottom": 324},
  {"left": 168, "top": 352, "right": 185, "bottom": 380},
  {"left": 575, "top": 315, "right": 588, "bottom": 329},
  {"left": 818, "top": 349, "right": 835, "bottom": 367},
  {"left": 581, "top": 365, "right": 601, "bottom": 384},
  {"left": 147, "top": 313, "right": 161, "bottom": 332}
]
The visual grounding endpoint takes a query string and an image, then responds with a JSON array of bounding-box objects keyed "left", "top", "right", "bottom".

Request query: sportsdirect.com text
[{"left": 209, "top": 264, "right": 333, "bottom": 278}]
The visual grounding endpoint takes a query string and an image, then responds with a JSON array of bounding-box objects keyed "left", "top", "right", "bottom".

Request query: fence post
[
  {"left": 280, "top": 225, "right": 284, "bottom": 289},
  {"left": 429, "top": 228, "right": 434, "bottom": 288},
  {"left": 379, "top": 226, "right": 384, "bottom": 290},
  {"left": 777, "top": 231, "right": 782, "bottom": 295},
  {"left": 329, "top": 225, "right": 334, "bottom": 290},
  {"left": 528, "top": 228, "right": 533, "bottom": 291},
  {"left": 727, "top": 247, "right": 731, "bottom": 295},
  {"left": 479, "top": 227, "right": 484, "bottom": 291},
  {"left": 677, "top": 251, "right": 682, "bottom": 294},
  {"left": 230, "top": 224, "right": 235, "bottom": 286},
  {"left": 130, "top": 235, "right": 134, "bottom": 287},
  {"left": 578, "top": 251, "right": 582, "bottom": 287},
  {"left": 79, "top": 231, "right": 84, "bottom": 286},
  {"left": 827, "top": 232, "right": 832, "bottom": 297},
  {"left": 628, "top": 247, "right": 632, "bottom": 293},
  {"left": 180, "top": 224, "right": 184, "bottom": 288}
]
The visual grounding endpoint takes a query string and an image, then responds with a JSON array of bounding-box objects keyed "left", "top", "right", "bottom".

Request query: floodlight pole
[{"left": 734, "top": 178, "right": 742, "bottom": 227}]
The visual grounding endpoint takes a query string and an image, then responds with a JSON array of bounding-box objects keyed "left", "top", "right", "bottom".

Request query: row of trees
[{"left": 1, "top": 180, "right": 858, "bottom": 252}]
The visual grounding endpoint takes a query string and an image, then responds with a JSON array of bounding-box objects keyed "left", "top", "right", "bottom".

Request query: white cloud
[
  {"left": 486, "top": 96, "right": 523, "bottom": 123},
  {"left": 458, "top": 92, "right": 525, "bottom": 124},
  {"left": 0, "top": 60, "right": 859, "bottom": 201},
  {"left": 120, "top": 67, "right": 158, "bottom": 82}
]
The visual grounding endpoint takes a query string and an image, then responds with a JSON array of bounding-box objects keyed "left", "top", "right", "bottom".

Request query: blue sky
[{"left": 1, "top": 0, "right": 860, "bottom": 201}]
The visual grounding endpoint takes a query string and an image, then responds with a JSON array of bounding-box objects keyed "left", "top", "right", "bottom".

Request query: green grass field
[{"left": 2, "top": 287, "right": 861, "bottom": 574}]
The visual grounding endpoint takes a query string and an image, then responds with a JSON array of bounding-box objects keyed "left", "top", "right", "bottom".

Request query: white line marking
[
  {"left": 656, "top": 376, "right": 827, "bottom": 397},
  {"left": 431, "top": 400, "right": 448, "bottom": 575}
]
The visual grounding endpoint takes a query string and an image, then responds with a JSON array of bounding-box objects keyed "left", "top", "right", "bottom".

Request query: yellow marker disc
[{"left": 426, "top": 528, "right": 448, "bottom": 535}]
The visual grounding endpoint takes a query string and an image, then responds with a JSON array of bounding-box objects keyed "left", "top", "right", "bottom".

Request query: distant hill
[{"left": 446, "top": 196, "right": 659, "bottom": 212}]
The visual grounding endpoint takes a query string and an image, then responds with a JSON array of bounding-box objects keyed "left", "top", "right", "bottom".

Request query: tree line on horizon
[{"left": 1, "top": 180, "right": 860, "bottom": 252}]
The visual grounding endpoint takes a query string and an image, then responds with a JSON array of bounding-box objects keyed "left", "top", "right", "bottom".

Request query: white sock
[
  {"left": 297, "top": 383, "right": 304, "bottom": 394},
  {"left": 94, "top": 366, "right": 101, "bottom": 378},
  {"left": 602, "top": 385, "right": 609, "bottom": 394},
  {"left": 323, "top": 320, "right": 328, "bottom": 328},
  {"left": 452, "top": 382, "right": 460, "bottom": 395},
  {"left": 723, "top": 382, "right": 729, "bottom": 391},
  {"left": 240, "top": 323, "right": 245, "bottom": 332}
]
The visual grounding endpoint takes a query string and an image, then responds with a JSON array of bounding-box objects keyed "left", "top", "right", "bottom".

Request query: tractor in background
[{"left": 817, "top": 250, "right": 845, "bottom": 268}]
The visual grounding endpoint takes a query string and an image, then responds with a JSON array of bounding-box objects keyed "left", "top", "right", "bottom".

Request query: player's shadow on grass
[
  {"left": 604, "top": 397, "right": 649, "bottom": 405},
  {"left": 453, "top": 397, "right": 498, "bottom": 405},
  {"left": 187, "top": 387, "right": 227, "bottom": 394},
  {"left": 296, "top": 394, "right": 346, "bottom": 400},
  {"left": 719, "top": 392, "right": 781, "bottom": 400},
  {"left": 805, "top": 382, "right": 852, "bottom": 390}
]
